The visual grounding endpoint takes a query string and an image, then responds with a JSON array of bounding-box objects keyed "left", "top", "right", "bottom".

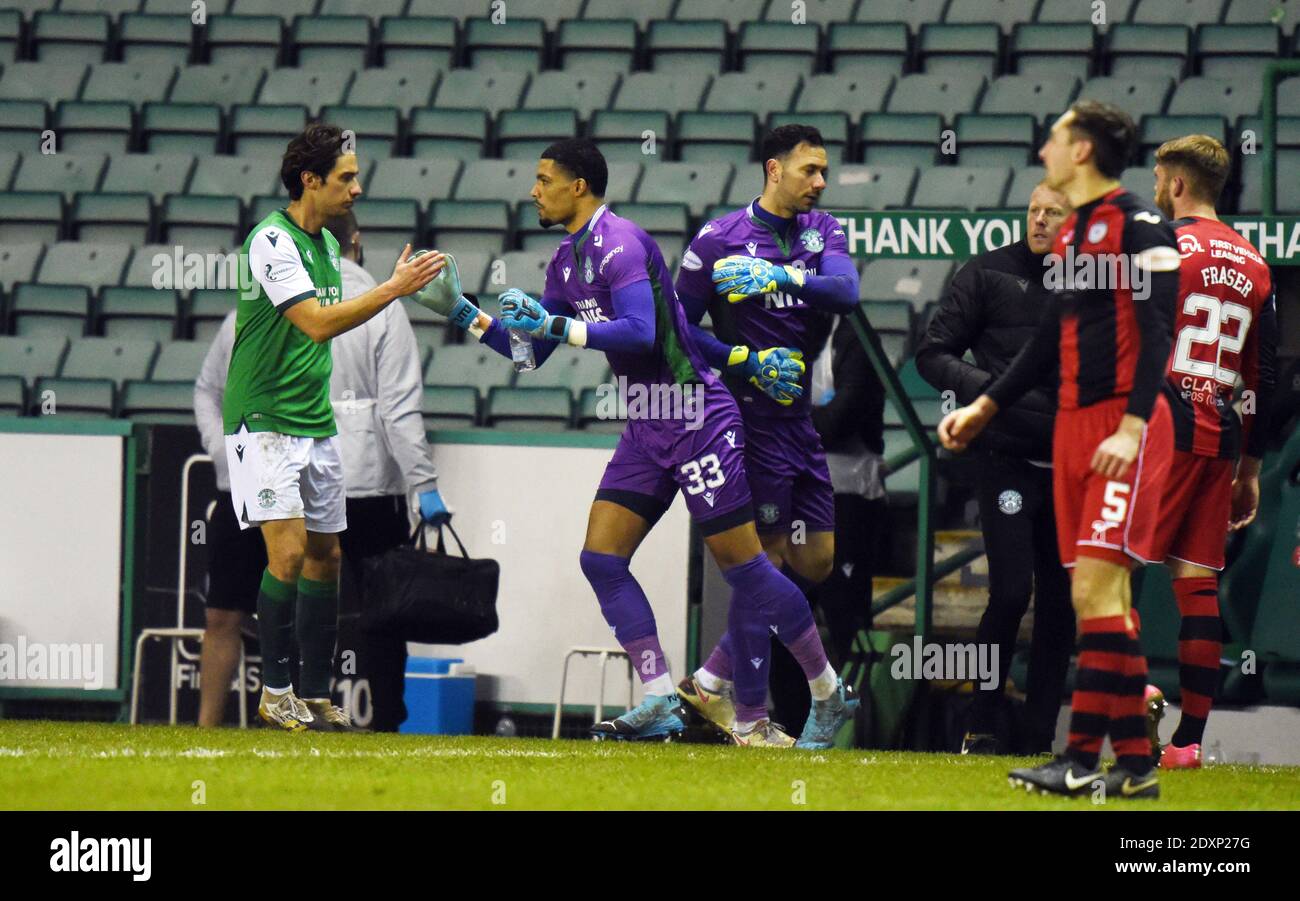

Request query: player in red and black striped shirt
[
  {"left": 940, "top": 100, "right": 1182, "bottom": 799},
  {"left": 1146, "top": 135, "right": 1278, "bottom": 769}
]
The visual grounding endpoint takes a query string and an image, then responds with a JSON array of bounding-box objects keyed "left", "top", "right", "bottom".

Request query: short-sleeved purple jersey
[
  {"left": 675, "top": 200, "right": 849, "bottom": 418},
  {"left": 544, "top": 205, "right": 715, "bottom": 389}
]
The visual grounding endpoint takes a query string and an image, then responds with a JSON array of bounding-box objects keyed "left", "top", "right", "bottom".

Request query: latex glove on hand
[
  {"left": 418, "top": 488, "right": 451, "bottom": 527},
  {"left": 498, "top": 288, "right": 574, "bottom": 342},
  {"left": 712, "top": 255, "right": 806, "bottom": 303},
  {"left": 727, "top": 346, "right": 805, "bottom": 406}
]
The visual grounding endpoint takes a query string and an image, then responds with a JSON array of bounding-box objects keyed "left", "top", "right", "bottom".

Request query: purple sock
[
  {"left": 579, "top": 550, "right": 666, "bottom": 686},
  {"left": 785, "top": 623, "right": 830, "bottom": 681},
  {"left": 701, "top": 630, "right": 735, "bottom": 682}
]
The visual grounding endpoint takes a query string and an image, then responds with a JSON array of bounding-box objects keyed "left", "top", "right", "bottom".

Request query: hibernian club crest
[{"left": 800, "top": 228, "right": 824, "bottom": 252}]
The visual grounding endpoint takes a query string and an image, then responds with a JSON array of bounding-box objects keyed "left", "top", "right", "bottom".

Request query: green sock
[
  {"left": 296, "top": 575, "right": 339, "bottom": 700},
  {"left": 257, "top": 569, "right": 297, "bottom": 691}
]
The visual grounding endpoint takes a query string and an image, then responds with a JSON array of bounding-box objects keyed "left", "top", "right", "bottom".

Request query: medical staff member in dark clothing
[{"left": 915, "top": 182, "right": 1074, "bottom": 755}]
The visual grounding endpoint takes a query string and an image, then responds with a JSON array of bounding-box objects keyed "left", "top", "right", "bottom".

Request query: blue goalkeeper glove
[
  {"left": 418, "top": 488, "right": 451, "bottom": 527},
  {"left": 498, "top": 288, "right": 574, "bottom": 342},
  {"left": 727, "top": 345, "right": 805, "bottom": 406},
  {"left": 712, "top": 255, "right": 806, "bottom": 303}
]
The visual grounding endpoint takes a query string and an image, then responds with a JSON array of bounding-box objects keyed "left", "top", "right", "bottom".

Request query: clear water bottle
[
  {"left": 509, "top": 328, "right": 536, "bottom": 372},
  {"left": 495, "top": 716, "right": 517, "bottom": 737}
]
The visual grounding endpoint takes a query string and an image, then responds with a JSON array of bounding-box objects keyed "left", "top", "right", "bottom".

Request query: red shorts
[
  {"left": 1148, "top": 450, "right": 1234, "bottom": 570},
  {"left": 1051, "top": 394, "right": 1173, "bottom": 568}
]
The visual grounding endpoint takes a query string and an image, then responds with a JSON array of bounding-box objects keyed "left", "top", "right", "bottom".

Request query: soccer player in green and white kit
[{"left": 224, "top": 124, "right": 443, "bottom": 732}]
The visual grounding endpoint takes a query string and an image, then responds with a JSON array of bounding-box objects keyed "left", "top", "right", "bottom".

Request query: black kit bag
[{"left": 359, "top": 523, "right": 500, "bottom": 644}]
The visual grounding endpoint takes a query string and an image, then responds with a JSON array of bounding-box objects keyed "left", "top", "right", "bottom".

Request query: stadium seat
[
  {"left": 352, "top": 198, "right": 420, "bottom": 263},
  {"left": 190, "top": 156, "right": 279, "bottom": 205},
  {"left": 230, "top": 103, "right": 309, "bottom": 157},
  {"left": 346, "top": 69, "right": 438, "bottom": 114},
  {"left": 170, "top": 64, "right": 266, "bottom": 110},
  {"left": 52, "top": 102, "right": 133, "bottom": 155},
  {"left": 150, "top": 339, "right": 210, "bottom": 381},
  {"left": 855, "top": 0, "right": 948, "bottom": 29},
  {"left": 498, "top": 109, "right": 581, "bottom": 161},
  {"left": 456, "top": 160, "right": 539, "bottom": 204},
  {"left": 494, "top": 251, "right": 551, "bottom": 297},
  {"left": 0, "top": 11, "right": 19, "bottom": 65},
  {"left": 677, "top": 112, "right": 757, "bottom": 165},
  {"left": 861, "top": 299, "right": 913, "bottom": 336},
  {"left": 205, "top": 15, "right": 284, "bottom": 68},
  {"left": 465, "top": 17, "right": 546, "bottom": 72},
  {"left": 522, "top": 71, "right": 620, "bottom": 121},
  {"left": 449, "top": 252, "right": 492, "bottom": 295},
  {"left": 369, "top": 158, "right": 461, "bottom": 203},
  {"left": 1167, "top": 78, "right": 1262, "bottom": 120},
  {"left": 1237, "top": 149, "right": 1300, "bottom": 213},
  {"left": 603, "top": 161, "right": 642, "bottom": 206},
  {"left": 769, "top": 112, "right": 851, "bottom": 162},
  {"left": 31, "top": 11, "right": 110, "bottom": 66},
  {"left": 608, "top": 202, "right": 690, "bottom": 252},
  {"left": 0, "top": 192, "right": 63, "bottom": 244},
  {"left": 765, "top": 0, "right": 856, "bottom": 23},
  {"left": 123, "top": 243, "right": 234, "bottom": 292},
  {"left": 421, "top": 384, "right": 479, "bottom": 429},
  {"left": 1227, "top": 0, "right": 1300, "bottom": 34},
  {"left": 0, "top": 244, "right": 45, "bottom": 291},
  {"left": 377, "top": 16, "right": 456, "bottom": 70},
  {"left": 945, "top": 0, "right": 1041, "bottom": 31},
  {"left": 99, "top": 287, "right": 180, "bottom": 341},
  {"left": 408, "top": 109, "right": 489, "bottom": 161},
  {"left": 321, "top": 0, "right": 404, "bottom": 16},
  {"left": 189, "top": 289, "right": 238, "bottom": 341},
  {"left": 0, "top": 149, "right": 17, "bottom": 189},
  {"left": 402, "top": 301, "right": 449, "bottom": 350},
  {"left": 1010, "top": 23, "right": 1096, "bottom": 81},
  {"left": 425, "top": 344, "right": 513, "bottom": 394},
  {"left": 82, "top": 63, "right": 177, "bottom": 105},
  {"left": 231, "top": 0, "right": 317, "bottom": 15},
  {"left": 30, "top": 376, "right": 115, "bottom": 418},
  {"left": 162, "top": 194, "right": 243, "bottom": 247},
  {"left": 1133, "top": 0, "right": 1227, "bottom": 24},
  {"left": 1105, "top": 24, "right": 1190, "bottom": 80},
  {"left": 36, "top": 241, "right": 129, "bottom": 290},
  {"left": 636, "top": 162, "right": 733, "bottom": 218},
  {"left": 322, "top": 105, "right": 400, "bottom": 158},
  {"left": 1139, "top": 115, "right": 1229, "bottom": 165},
  {"left": 737, "top": 22, "right": 820, "bottom": 77},
  {"left": 0, "top": 100, "right": 45, "bottom": 152},
  {"left": 0, "top": 335, "right": 67, "bottom": 387},
  {"left": 648, "top": 20, "right": 728, "bottom": 74},
  {"left": 827, "top": 23, "right": 909, "bottom": 80},
  {"left": 591, "top": 110, "right": 673, "bottom": 163},
  {"left": 293, "top": 15, "right": 371, "bottom": 69},
  {"left": 910, "top": 167, "right": 1011, "bottom": 211},
  {"left": 1076, "top": 77, "right": 1174, "bottom": 122},
  {"left": 10, "top": 284, "right": 90, "bottom": 339},
  {"left": 919, "top": 24, "right": 1001, "bottom": 81},
  {"left": 613, "top": 72, "right": 711, "bottom": 117},
  {"left": 1197, "top": 24, "right": 1283, "bottom": 80},
  {"left": 428, "top": 201, "right": 510, "bottom": 255},
  {"left": 61, "top": 337, "right": 159, "bottom": 386},
  {"left": 979, "top": 76, "right": 1079, "bottom": 125},
  {"left": 824, "top": 164, "right": 918, "bottom": 210},
  {"left": 576, "top": 385, "right": 625, "bottom": 434},
  {"left": 584, "top": 0, "right": 674, "bottom": 28},
  {"left": 954, "top": 114, "right": 1037, "bottom": 168},
  {"left": 486, "top": 386, "right": 572, "bottom": 431},
  {"left": 704, "top": 72, "right": 802, "bottom": 119},
  {"left": 119, "top": 13, "right": 194, "bottom": 66},
  {"left": 859, "top": 259, "right": 954, "bottom": 309},
  {"left": 0, "top": 62, "right": 87, "bottom": 106},
  {"left": 496, "top": 1, "right": 590, "bottom": 33},
  {"left": 120, "top": 380, "right": 195, "bottom": 424},
  {"left": 71, "top": 193, "right": 152, "bottom": 245},
  {"left": 257, "top": 68, "right": 353, "bottom": 117},
  {"left": 433, "top": 69, "right": 529, "bottom": 117},
  {"left": 556, "top": 18, "right": 638, "bottom": 73},
  {"left": 141, "top": 103, "right": 223, "bottom": 155},
  {"left": 1282, "top": 77, "right": 1300, "bottom": 116},
  {"left": 859, "top": 113, "right": 943, "bottom": 167},
  {"left": 511, "top": 203, "right": 563, "bottom": 253},
  {"left": 518, "top": 344, "right": 611, "bottom": 395},
  {"left": 0, "top": 375, "right": 23, "bottom": 416},
  {"left": 1119, "top": 166, "right": 1157, "bottom": 200},
  {"left": 886, "top": 75, "right": 987, "bottom": 123},
  {"left": 1037, "top": 0, "right": 1135, "bottom": 26},
  {"left": 1006, "top": 166, "right": 1047, "bottom": 205}
]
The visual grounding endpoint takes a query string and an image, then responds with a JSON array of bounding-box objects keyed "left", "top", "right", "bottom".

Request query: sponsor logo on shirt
[
  {"left": 264, "top": 262, "right": 297, "bottom": 282},
  {"left": 745, "top": 241, "right": 759, "bottom": 256},
  {"left": 800, "top": 227, "right": 824, "bottom": 252},
  {"left": 573, "top": 297, "right": 609, "bottom": 323},
  {"left": 563, "top": 266, "right": 572, "bottom": 282},
  {"left": 598, "top": 244, "right": 624, "bottom": 276},
  {"left": 265, "top": 229, "right": 278, "bottom": 246},
  {"left": 1178, "top": 233, "right": 1205, "bottom": 258}
]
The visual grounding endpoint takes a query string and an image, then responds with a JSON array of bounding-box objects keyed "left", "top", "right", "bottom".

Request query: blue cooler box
[{"left": 400, "top": 657, "right": 476, "bottom": 735}]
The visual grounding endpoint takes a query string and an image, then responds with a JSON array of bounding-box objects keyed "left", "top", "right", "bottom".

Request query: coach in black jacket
[{"left": 915, "top": 183, "right": 1075, "bottom": 755}]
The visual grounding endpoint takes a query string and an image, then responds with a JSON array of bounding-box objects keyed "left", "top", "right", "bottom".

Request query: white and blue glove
[
  {"left": 727, "top": 345, "right": 805, "bottom": 406},
  {"left": 418, "top": 489, "right": 451, "bottom": 527},
  {"left": 712, "top": 255, "right": 806, "bottom": 303},
  {"left": 410, "top": 250, "right": 482, "bottom": 331},
  {"left": 498, "top": 288, "right": 573, "bottom": 343}
]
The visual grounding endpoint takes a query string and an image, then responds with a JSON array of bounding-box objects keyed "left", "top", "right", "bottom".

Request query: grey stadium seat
[
  {"left": 486, "top": 386, "right": 573, "bottom": 432},
  {"left": 738, "top": 22, "right": 820, "bottom": 77},
  {"left": 886, "top": 75, "right": 987, "bottom": 122},
  {"left": 859, "top": 260, "right": 954, "bottom": 308},
  {"left": 0, "top": 64, "right": 86, "bottom": 107},
  {"left": 1227, "top": 0, "right": 1300, "bottom": 34},
  {"left": 408, "top": 109, "right": 489, "bottom": 160},
  {"left": 827, "top": 23, "right": 909, "bottom": 80},
  {"left": 1131, "top": 0, "right": 1226, "bottom": 25},
  {"left": 556, "top": 18, "right": 638, "bottom": 73},
  {"left": 979, "top": 76, "right": 1080, "bottom": 125},
  {"left": 860, "top": 113, "right": 943, "bottom": 167},
  {"left": 99, "top": 287, "right": 180, "bottom": 341},
  {"left": 0, "top": 335, "right": 67, "bottom": 387},
  {"left": 53, "top": 101, "right": 134, "bottom": 155},
  {"left": 703, "top": 72, "right": 802, "bottom": 119},
  {"left": 494, "top": 251, "right": 552, "bottom": 297},
  {"left": 36, "top": 241, "right": 130, "bottom": 290},
  {"left": 604, "top": 162, "right": 642, "bottom": 205},
  {"left": 636, "top": 163, "right": 734, "bottom": 218},
  {"left": 613, "top": 72, "right": 711, "bottom": 117},
  {"left": 1076, "top": 77, "right": 1174, "bottom": 121},
  {"left": 257, "top": 68, "right": 355, "bottom": 117},
  {"left": 583, "top": 0, "right": 675, "bottom": 28},
  {"left": 0, "top": 192, "right": 62, "bottom": 245},
  {"left": 432, "top": 69, "right": 529, "bottom": 116},
  {"left": 825, "top": 165, "right": 918, "bottom": 210},
  {"left": 61, "top": 338, "right": 159, "bottom": 385},
  {"left": 855, "top": 0, "right": 948, "bottom": 29},
  {"left": 428, "top": 202, "right": 510, "bottom": 256},
  {"left": 369, "top": 158, "right": 461, "bottom": 203},
  {"left": 955, "top": 114, "right": 1037, "bottom": 167},
  {"left": 464, "top": 17, "right": 547, "bottom": 73},
  {"left": 421, "top": 384, "right": 478, "bottom": 429},
  {"left": 647, "top": 20, "right": 728, "bottom": 74},
  {"left": 121, "top": 380, "right": 196, "bottom": 425},
  {"left": 919, "top": 24, "right": 1001, "bottom": 81},
  {"left": 119, "top": 11, "right": 195, "bottom": 66},
  {"left": 0, "top": 243, "right": 45, "bottom": 291},
  {"left": 1006, "top": 166, "right": 1048, "bottom": 205},
  {"left": 82, "top": 63, "right": 177, "bottom": 104},
  {"left": 377, "top": 15, "right": 456, "bottom": 71},
  {"left": 345, "top": 69, "right": 438, "bottom": 114},
  {"left": 151, "top": 340, "right": 211, "bottom": 381},
  {"left": 765, "top": 0, "right": 857, "bottom": 22},
  {"left": 521, "top": 345, "right": 611, "bottom": 395},
  {"left": 425, "top": 344, "right": 513, "bottom": 394},
  {"left": 498, "top": 109, "right": 580, "bottom": 161},
  {"left": 142, "top": 103, "right": 223, "bottom": 155},
  {"left": 10, "top": 284, "right": 91, "bottom": 339},
  {"left": 14, "top": 152, "right": 105, "bottom": 201},
  {"left": 455, "top": 160, "right": 540, "bottom": 204},
  {"left": 1010, "top": 23, "right": 1096, "bottom": 81},
  {"left": 101, "top": 153, "right": 195, "bottom": 202},
  {"left": 591, "top": 110, "right": 673, "bottom": 163},
  {"left": 909, "top": 167, "right": 1011, "bottom": 211},
  {"left": 945, "top": 0, "right": 1041, "bottom": 32},
  {"left": 1167, "top": 78, "right": 1262, "bottom": 120},
  {"left": 522, "top": 71, "right": 619, "bottom": 121},
  {"left": 169, "top": 64, "right": 266, "bottom": 109},
  {"left": 1037, "top": 0, "right": 1135, "bottom": 26},
  {"left": 30, "top": 377, "right": 115, "bottom": 418},
  {"left": 798, "top": 72, "right": 894, "bottom": 115},
  {"left": 71, "top": 192, "right": 152, "bottom": 244},
  {"left": 190, "top": 156, "right": 280, "bottom": 205},
  {"left": 1105, "top": 25, "right": 1190, "bottom": 80}
]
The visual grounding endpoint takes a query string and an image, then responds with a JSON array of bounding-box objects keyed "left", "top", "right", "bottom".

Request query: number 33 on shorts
[{"left": 680, "top": 453, "right": 725, "bottom": 495}]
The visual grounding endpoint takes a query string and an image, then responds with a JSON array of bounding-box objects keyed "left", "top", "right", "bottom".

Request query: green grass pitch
[{"left": 2, "top": 720, "right": 1299, "bottom": 810}]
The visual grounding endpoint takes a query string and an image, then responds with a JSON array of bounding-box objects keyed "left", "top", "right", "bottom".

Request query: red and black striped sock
[
  {"left": 1171, "top": 576, "right": 1221, "bottom": 747},
  {"left": 1111, "top": 617, "right": 1154, "bottom": 774},
  {"left": 1066, "top": 615, "right": 1130, "bottom": 771}
]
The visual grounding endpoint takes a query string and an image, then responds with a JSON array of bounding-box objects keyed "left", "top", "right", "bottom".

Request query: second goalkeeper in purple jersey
[
  {"left": 674, "top": 126, "right": 861, "bottom": 740},
  {"left": 428, "top": 139, "right": 856, "bottom": 747}
]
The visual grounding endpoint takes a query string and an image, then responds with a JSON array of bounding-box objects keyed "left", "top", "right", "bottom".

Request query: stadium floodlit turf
[{"left": 3, "top": 721, "right": 1299, "bottom": 810}]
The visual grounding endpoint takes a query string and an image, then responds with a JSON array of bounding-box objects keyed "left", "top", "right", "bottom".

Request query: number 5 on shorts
[
  {"left": 1102, "top": 481, "right": 1130, "bottom": 523},
  {"left": 680, "top": 453, "right": 725, "bottom": 496}
]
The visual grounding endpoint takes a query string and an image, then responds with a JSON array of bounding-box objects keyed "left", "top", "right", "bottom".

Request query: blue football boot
[
  {"left": 590, "top": 694, "right": 686, "bottom": 741},
  {"left": 795, "top": 679, "right": 859, "bottom": 750}
]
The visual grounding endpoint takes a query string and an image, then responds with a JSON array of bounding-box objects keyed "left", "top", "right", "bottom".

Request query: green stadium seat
[
  {"left": 1282, "top": 77, "right": 1300, "bottom": 116},
  {"left": 346, "top": 69, "right": 437, "bottom": 114},
  {"left": 648, "top": 21, "right": 728, "bottom": 74},
  {"left": 1076, "top": 77, "right": 1173, "bottom": 121},
  {"left": 1237, "top": 150, "right": 1300, "bottom": 213},
  {"left": 71, "top": 193, "right": 152, "bottom": 245},
  {"left": 613, "top": 72, "right": 711, "bottom": 117},
  {"left": 162, "top": 194, "right": 242, "bottom": 247},
  {"left": 31, "top": 12, "right": 110, "bottom": 65},
  {"left": 190, "top": 156, "right": 280, "bottom": 204},
  {"left": 577, "top": 385, "right": 626, "bottom": 434},
  {"left": 142, "top": 103, "right": 223, "bottom": 155},
  {"left": 1010, "top": 23, "right": 1095, "bottom": 81},
  {"left": 861, "top": 299, "right": 913, "bottom": 335},
  {"left": 0, "top": 149, "right": 17, "bottom": 190},
  {"left": 0, "top": 11, "right": 20, "bottom": 65},
  {"left": 946, "top": 0, "right": 1040, "bottom": 31},
  {"left": 170, "top": 65, "right": 266, "bottom": 110},
  {"left": 510, "top": 203, "right": 563, "bottom": 253},
  {"left": 765, "top": 0, "right": 856, "bottom": 22},
  {"left": 1168, "top": 78, "right": 1261, "bottom": 120},
  {"left": 0, "top": 101, "right": 47, "bottom": 152},
  {"left": 1037, "top": 0, "right": 1135, "bottom": 26},
  {"left": 448, "top": 252, "right": 491, "bottom": 294},
  {"left": 151, "top": 340, "right": 213, "bottom": 381},
  {"left": 859, "top": 259, "right": 954, "bottom": 309},
  {"left": 798, "top": 74, "right": 895, "bottom": 120},
  {"left": 520, "top": 345, "right": 611, "bottom": 395},
  {"left": 910, "top": 166, "right": 1011, "bottom": 211},
  {"left": 955, "top": 113, "right": 1037, "bottom": 167},
  {"left": 490, "top": 0, "right": 584, "bottom": 30},
  {"left": 408, "top": 109, "right": 488, "bottom": 161},
  {"left": 494, "top": 250, "right": 551, "bottom": 297},
  {"left": 635, "top": 162, "right": 734, "bottom": 218},
  {"left": 738, "top": 22, "right": 820, "bottom": 77},
  {"left": 1227, "top": 0, "right": 1300, "bottom": 33},
  {"left": 677, "top": 112, "right": 757, "bottom": 165},
  {"left": 822, "top": 164, "right": 917, "bottom": 209},
  {"left": 1237, "top": 115, "right": 1300, "bottom": 151},
  {"left": 522, "top": 71, "right": 620, "bottom": 121},
  {"left": 455, "top": 159, "right": 539, "bottom": 204},
  {"left": 603, "top": 161, "right": 642, "bottom": 205},
  {"left": 231, "top": 103, "right": 308, "bottom": 157},
  {"left": 428, "top": 201, "right": 510, "bottom": 255},
  {"left": 433, "top": 69, "right": 529, "bottom": 117},
  {"left": 246, "top": 194, "right": 283, "bottom": 226},
  {"left": 0, "top": 192, "right": 63, "bottom": 244},
  {"left": 979, "top": 76, "right": 1079, "bottom": 125},
  {"left": 0, "top": 244, "right": 45, "bottom": 291},
  {"left": 1105, "top": 25, "right": 1190, "bottom": 80},
  {"left": 36, "top": 241, "right": 130, "bottom": 290},
  {"left": 1006, "top": 165, "right": 1047, "bottom": 205},
  {"left": 919, "top": 24, "right": 1001, "bottom": 81},
  {"left": 675, "top": 0, "right": 769, "bottom": 28},
  {"left": 99, "top": 287, "right": 180, "bottom": 341},
  {"left": 860, "top": 113, "right": 943, "bottom": 167},
  {"left": 498, "top": 109, "right": 581, "bottom": 161},
  {"left": 121, "top": 243, "right": 179, "bottom": 289},
  {"left": 1197, "top": 24, "right": 1282, "bottom": 80},
  {"left": 231, "top": 0, "right": 317, "bottom": 14},
  {"left": 486, "top": 386, "right": 572, "bottom": 431},
  {"left": 369, "top": 158, "right": 460, "bottom": 205},
  {"left": 189, "top": 289, "right": 238, "bottom": 341},
  {"left": 321, "top": 105, "right": 400, "bottom": 157},
  {"left": 557, "top": 18, "right": 638, "bottom": 73},
  {"left": 1119, "top": 166, "right": 1157, "bottom": 200},
  {"left": 52, "top": 101, "right": 134, "bottom": 155},
  {"left": 827, "top": 23, "right": 909, "bottom": 79},
  {"left": 591, "top": 110, "right": 673, "bottom": 163},
  {"left": 120, "top": 13, "right": 194, "bottom": 66},
  {"left": 10, "top": 284, "right": 90, "bottom": 338},
  {"left": 31, "top": 376, "right": 115, "bottom": 418},
  {"left": 205, "top": 15, "right": 284, "bottom": 68},
  {"left": 607, "top": 202, "right": 689, "bottom": 252},
  {"left": 704, "top": 72, "right": 802, "bottom": 119},
  {"left": 257, "top": 69, "right": 353, "bottom": 117},
  {"left": 584, "top": 0, "right": 674, "bottom": 28},
  {"left": 402, "top": 299, "right": 449, "bottom": 349},
  {"left": 0, "top": 335, "right": 67, "bottom": 387},
  {"left": 768, "top": 112, "right": 851, "bottom": 162},
  {"left": 377, "top": 16, "right": 455, "bottom": 70},
  {"left": 855, "top": 0, "right": 947, "bottom": 28},
  {"left": 0, "top": 62, "right": 88, "bottom": 105},
  {"left": 425, "top": 344, "right": 513, "bottom": 394},
  {"left": 0, "top": 375, "right": 24, "bottom": 415},
  {"left": 346, "top": 198, "right": 419, "bottom": 263},
  {"left": 293, "top": 15, "right": 371, "bottom": 69},
  {"left": 886, "top": 75, "right": 987, "bottom": 123},
  {"left": 1139, "top": 115, "right": 1230, "bottom": 165},
  {"left": 421, "top": 384, "right": 478, "bottom": 429},
  {"left": 1133, "top": 0, "right": 1227, "bottom": 24},
  {"left": 121, "top": 379, "right": 195, "bottom": 424},
  {"left": 465, "top": 17, "right": 546, "bottom": 72},
  {"left": 83, "top": 63, "right": 177, "bottom": 105}
]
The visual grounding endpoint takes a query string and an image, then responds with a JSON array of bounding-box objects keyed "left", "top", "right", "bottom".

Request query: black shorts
[{"left": 205, "top": 491, "right": 269, "bottom": 614}]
